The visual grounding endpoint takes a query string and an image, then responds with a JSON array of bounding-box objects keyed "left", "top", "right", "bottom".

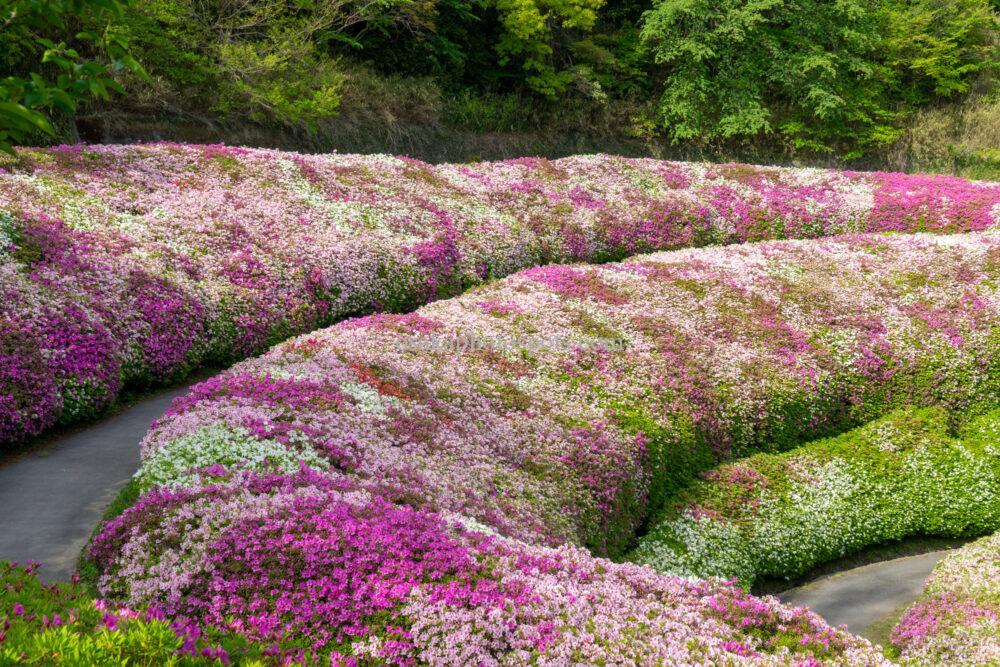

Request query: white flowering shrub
[
  {"left": 632, "top": 407, "right": 1000, "bottom": 587},
  {"left": 135, "top": 424, "right": 329, "bottom": 490}
]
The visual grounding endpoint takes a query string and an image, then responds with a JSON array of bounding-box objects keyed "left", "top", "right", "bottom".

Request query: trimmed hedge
[
  {"left": 631, "top": 406, "right": 1000, "bottom": 588},
  {"left": 2, "top": 144, "right": 997, "bottom": 445}
]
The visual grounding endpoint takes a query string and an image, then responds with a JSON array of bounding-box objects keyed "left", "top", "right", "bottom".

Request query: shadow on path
[
  {"left": 778, "top": 550, "right": 951, "bottom": 641},
  {"left": 0, "top": 384, "right": 193, "bottom": 582}
]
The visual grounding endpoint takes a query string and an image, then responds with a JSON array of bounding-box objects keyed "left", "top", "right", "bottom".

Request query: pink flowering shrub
[
  {"left": 88, "top": 469, "right": 888, "bottom": 665},
  {"left": 892, "top": 529, "right": 1000, "bottom": 665},
  {"left": 85, "top": 231, "right": 998, "bottom": 664},
  {"left": 2, "top": 145, "right": 998, "bottom": 445}
]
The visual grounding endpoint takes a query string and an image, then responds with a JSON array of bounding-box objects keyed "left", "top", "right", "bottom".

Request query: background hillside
[{"left": 1, "top": 0, "right": 998, "bottom": 174}]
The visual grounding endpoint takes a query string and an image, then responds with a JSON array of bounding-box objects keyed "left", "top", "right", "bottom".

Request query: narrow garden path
[
  {"left": 0, "top": 383, "right": 193, "bottom": 582},
  {"left": 778, "top": 550, "right": 952, "bottom": 641}
]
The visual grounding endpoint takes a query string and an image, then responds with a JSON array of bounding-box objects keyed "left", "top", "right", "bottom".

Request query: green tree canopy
[
  {"left": 0, "top": 0, "right": 145, "bottom": 153},
  {"left": 639, "top": 0, "right": 997, "bottom": 156}
]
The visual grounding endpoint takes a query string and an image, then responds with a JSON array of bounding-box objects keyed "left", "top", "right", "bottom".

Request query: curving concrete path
[
  {"left": 778, "top": 550, "right": 951, "bottom": 640},
  {"left": 0, "top": 384, "right": 193, "bottom": 582}
]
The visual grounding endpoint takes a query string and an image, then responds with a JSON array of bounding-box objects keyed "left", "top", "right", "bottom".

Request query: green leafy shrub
[
  {"left": 0, "top": 0, "right": 145, "bottom": 153},
  {"left": 631, "top": 406, "right": 1000, "bottom": 587},
  {"left": 0, "top": 562, "right": 266, "bottom": 665}
]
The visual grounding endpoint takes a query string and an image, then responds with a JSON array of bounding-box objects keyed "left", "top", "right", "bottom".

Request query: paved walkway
[
  {"left": 778, "top": 550, "right": 950, "bottom": 639},
  {"left": 0, "top": 384, "right": 192, "bottom": 582}
]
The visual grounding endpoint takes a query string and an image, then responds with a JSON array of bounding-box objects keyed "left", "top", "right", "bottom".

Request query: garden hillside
[
  {"left": 3, "top": 145, "right": 998, "bottom": 447},
  {"left": 81, "top": 231, "right": 998, "bottom": 664}
]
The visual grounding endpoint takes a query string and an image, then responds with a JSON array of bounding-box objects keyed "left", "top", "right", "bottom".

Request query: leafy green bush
[
  {"left": 0, "top": 562, "right": 265, "bottom": 665},
  {"left": 631, "top": 406, "right": 1000, "bottom": 587},
  {"left": 0, "top": 0, "right": 144, "bottom": 153}
]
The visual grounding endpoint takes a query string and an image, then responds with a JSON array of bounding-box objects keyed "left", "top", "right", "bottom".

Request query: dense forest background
[{"left": 1, "top": 0, "right": 998, "bottom": 173}]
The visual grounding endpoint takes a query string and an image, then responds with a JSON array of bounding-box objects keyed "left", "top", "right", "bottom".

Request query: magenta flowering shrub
[
  {"left": 87, "top": 231, "right": 998, "bottom": 664},
  {"left": 0, "top": 318, "right": 60, "bottom": 442},
  {"left": 2, "top": 144, "right": 998, "bottom": 445},
  {"left": 89, "top": 469, "right": 889, "bottom": 665}
]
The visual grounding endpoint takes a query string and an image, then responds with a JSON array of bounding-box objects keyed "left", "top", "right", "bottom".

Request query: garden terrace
[
  {"left": 2, "top": 144, "right": 998, "bottom": 446},
  {"left": 84, "top": 231, "right": 997, "bottom": 664}
]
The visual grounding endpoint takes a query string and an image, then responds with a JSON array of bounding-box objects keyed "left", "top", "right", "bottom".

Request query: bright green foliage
[
  {"left": 639, "top": 0, "right": 896, "bottom": 154},
  {"left": 1, "top": 0, "right": 996, "bottom": 160},
  {"left": 639, "top": 0, "right": 998, "bottom": 156},
  {"left": 631, "top": 406, "right": 1000, "bottom": 587},
  {"left": 493, "top": 0, "right": 606, "bottom": 96},
  {"left": 0, "top": 561, "right": 273, "bottom": 664},
  {"left": 885, "top": 0, "right": 998, "bottom": 103},
  {"left": 0, "top": 0, "right": 145, "bottom": 153}
]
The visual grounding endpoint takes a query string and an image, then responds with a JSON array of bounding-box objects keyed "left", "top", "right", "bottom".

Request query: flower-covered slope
[
  {"left": 893, "top": 504, "right": 1000, "bottom": 665},
  {"left": 2, "top": 143, "right": 998, "bottom": 445},
  {"left": 86, "top": 232, "right": 997, "bottom": 664},
  {"left": 630, "top": 406, "right": 1000, "bottom": 588}
]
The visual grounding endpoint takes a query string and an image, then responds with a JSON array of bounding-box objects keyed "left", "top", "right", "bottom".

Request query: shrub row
[
  {"left": 85, "top": 232, "right": 997, "bottom": 664},
  {"left": 2, "top": 143, "right": 998, "bottom": 445},
  {"left": 630, "top": 406, "right": 1000, "bottom": 588}
]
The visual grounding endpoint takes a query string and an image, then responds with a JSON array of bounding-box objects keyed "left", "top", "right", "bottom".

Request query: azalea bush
[
  {"left": 630, "top": 406, "right": 1000, "bottom": 588},
  {"left": 81, "top": 231, "right": 997, "bottom": 663},
  {"left": 1, "top": 144, "right": 998, "bottom": 447},
  {"left": 893, "top": 525, "right": 1000, "bottom": 665}
]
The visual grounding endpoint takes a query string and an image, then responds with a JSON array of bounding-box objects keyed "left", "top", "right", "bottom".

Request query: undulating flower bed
[
  {"left": 2, "top": 561, "right": 885, "bottom": 666},
  {"left": 2, "top": 143, "right": 998, "bottom": 445},
  {"left": 83, "top": 232, "right": 997, "bottom": 664},
  {"left": 892, "top": 521, "right": 1000, "bottom": 664},
  {"left": 630, "top": 406, "right": 1000, "bottom": 587}
]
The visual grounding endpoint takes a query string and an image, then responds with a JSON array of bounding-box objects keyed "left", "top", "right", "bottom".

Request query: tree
[
  {"left": 493, "top": 0, "right": 606, "bottom": 96},
  {"left": 885, "top": 0, "right": 998, "bottom": 105},
  {"left": 639, "top": 0, "right": 998, "bottom": 157},
  {"left": 639, "top": 0, "right": 895, "bottom": 155},
  {"left": 0, "top": 0, "right": 145, "bottom": 153}
]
